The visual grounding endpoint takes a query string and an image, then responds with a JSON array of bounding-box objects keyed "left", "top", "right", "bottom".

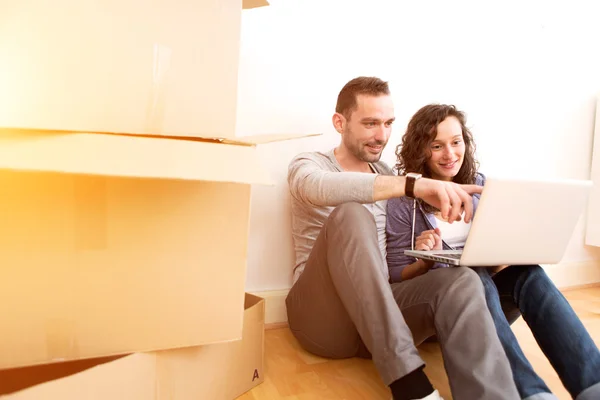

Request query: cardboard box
[
  {"left": 0, "top": 293, "right": 265, "bottom": 400},
  {"left": 0, "top": 0, "right": 248, "bottom": 138},
  {"left": 0, "top": 129, "right": 315, "bottom": 370}
]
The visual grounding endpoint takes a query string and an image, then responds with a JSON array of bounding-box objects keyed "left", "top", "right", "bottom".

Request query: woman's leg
[
  {"left": 472, "top": 267, "right": 552, "bottom": 399},
  {"left": 493, "top": 265, "right": 600, "bottom": 400}
]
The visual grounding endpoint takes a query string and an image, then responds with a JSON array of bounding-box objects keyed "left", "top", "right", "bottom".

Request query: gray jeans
[{"left": 286, "top": 203, "right": 519, "bottom": 400}]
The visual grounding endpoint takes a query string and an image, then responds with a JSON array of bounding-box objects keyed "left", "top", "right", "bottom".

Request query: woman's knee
[
  {"left": 521, "top": 264, "right": 546, "bottom": 279},
  {"left": 515, "top": 264, "right": 555, "bottom": 298},
  {"left": 471, "top": 267, "right": 496, "bottom": 288}
]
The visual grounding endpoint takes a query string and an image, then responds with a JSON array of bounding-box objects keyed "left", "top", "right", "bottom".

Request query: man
[{"left": 286, "top": 76, "right": 520, "bottom": 400}]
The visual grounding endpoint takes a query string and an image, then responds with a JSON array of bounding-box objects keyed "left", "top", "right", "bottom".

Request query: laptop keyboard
[{"left": 433, "top": 253, "right": 462, "bottom": 259}]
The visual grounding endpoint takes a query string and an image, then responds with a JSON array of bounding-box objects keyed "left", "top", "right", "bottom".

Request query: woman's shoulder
[
  {"left": 386, "top": 195, "right": 415, "bottom": 218},
  {"left": 475, "top": 172, "right": 486, "bottom": 186},
  {"left": 387, "top": 194, "right": 414, "bottom": 208}
]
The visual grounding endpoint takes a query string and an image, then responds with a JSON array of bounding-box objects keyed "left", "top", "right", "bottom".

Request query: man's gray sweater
[{"left": 287, "top": 148, "right": 394, "bottom": 284}]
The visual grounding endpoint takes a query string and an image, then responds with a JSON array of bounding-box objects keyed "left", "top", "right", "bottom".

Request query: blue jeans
[{"left": 473, "top": 265, "right": 600, "bottom": 400}]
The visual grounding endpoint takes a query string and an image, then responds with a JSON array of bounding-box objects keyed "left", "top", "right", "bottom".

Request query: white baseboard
[
  {"left": 252, "top": 260, "right": 600, "bottom": 326},
  {"left": 542, "top": 259, "right": 600, "bottom": 289}
]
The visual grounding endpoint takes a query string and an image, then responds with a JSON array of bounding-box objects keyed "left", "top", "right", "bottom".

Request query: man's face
[{"left": 340, "top": 94, "right": 395, "bottom": 163}]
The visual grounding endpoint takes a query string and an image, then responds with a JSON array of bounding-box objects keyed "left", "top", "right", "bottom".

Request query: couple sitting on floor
[{"left": 284, "top": 76, "right": 600, "bottom": 400}]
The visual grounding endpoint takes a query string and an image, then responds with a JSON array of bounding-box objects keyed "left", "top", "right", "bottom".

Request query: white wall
[{"left": 236, "top": 0, "right": 600, "bottom": 292}]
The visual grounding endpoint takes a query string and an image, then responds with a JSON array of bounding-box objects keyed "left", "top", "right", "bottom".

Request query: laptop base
[{"left": 404, "top": 250, "right": 462, "bottom": 266}]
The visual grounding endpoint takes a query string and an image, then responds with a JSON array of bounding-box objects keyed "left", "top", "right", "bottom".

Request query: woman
[{"left": 386, "top": 104, "right": 600, "bottom": 400}]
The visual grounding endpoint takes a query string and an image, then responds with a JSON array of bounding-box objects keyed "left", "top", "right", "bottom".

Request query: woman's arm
[
  {"left": 386, "top": 197, "right": 434, "bottom": 282},
  {"left": 490, "top": 265, "right": 509, "bottom": 273},
  {"left": 401, "top": 259, "right": 435, "bottom": 280}
]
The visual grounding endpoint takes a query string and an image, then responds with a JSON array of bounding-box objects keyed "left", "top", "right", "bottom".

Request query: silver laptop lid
[{"left": 459, "top": 176, "right": 592, "bottom": 267}]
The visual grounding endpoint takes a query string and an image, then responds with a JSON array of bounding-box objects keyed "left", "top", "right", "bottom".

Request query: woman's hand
[
  {"left": 404, "top": 228, "right": 443, "bottom": 278},
  {"left": 415, "top": 228, "right": 443, "bottom": 251}
]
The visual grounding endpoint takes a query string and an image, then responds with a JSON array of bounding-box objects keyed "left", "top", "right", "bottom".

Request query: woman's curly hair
[
  {"left": 395, "top": 103, "right": 478, "bottom": 183},
  {"left": 395, "top": 104, "right": 479, "bottom": 212}
]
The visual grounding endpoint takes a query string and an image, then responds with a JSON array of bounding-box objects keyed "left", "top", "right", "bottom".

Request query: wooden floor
[{"left": 240, "top": 287, "right": 600, "bottom": 400}]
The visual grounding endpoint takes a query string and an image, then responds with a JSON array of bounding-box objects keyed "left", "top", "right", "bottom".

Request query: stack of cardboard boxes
[{"left": 0, "top": 0, "right": 304, "bottom": 398}]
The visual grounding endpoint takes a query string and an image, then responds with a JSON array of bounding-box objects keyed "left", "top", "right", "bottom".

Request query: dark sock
[{"left": 389, "top": 366, "right": 434, "bottom": 400}]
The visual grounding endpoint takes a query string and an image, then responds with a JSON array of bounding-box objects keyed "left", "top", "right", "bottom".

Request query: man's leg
[
  {"left": 494, "top": 265, "right": 600, "bottom": 400},
  {"left": 286, "top": 202, "right": 424, "bottom": 386},
  {"left": 473, "top": 268, "right": 554, "bottom": 400},
  {"left": 391, "top": 267, "right": 520, "bottom": 400}
]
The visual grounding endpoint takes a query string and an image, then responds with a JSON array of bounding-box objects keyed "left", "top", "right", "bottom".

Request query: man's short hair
[{"left": 335, "top": 76, "right": 390, "bottom": 120}]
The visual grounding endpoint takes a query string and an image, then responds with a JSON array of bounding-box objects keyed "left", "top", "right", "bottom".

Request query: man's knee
[
  {"left": 436, "top": 267, "right": 485, "bottom": 306},
  {"left": 328, "top": 202, "right": 374, "bottom": 229},
  {"left": 418, "top": 268, "right": 490, "bottom": 337},
  {"left": 437, "top": 267, "right": 482, "bottom": 288}
]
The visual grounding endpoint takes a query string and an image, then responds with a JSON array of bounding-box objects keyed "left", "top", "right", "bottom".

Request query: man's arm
[
  {"left": 288, "top": 155, "right": 380, "bottom": 206},
  {"left": 373, "top": 175, "right": 407, "bottom": 201},
  {"left": 288, "top": 154, "right": 408, "bottom": 207},
  {"left": 289, "top": 153, "right": 482, "bottom": 223}
]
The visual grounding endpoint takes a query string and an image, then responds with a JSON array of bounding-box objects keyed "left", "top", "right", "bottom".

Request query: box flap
[
  {"left": 227, "top": 132, "right": 322, "bottom": 145},
  {"left": 0, "top": 130, "right": 273, "bottom": 185},
  {"left": 242, "top": 0, "right": 269, "bottom": 9},
  {"left": 0, "top": 354, "right": 156, "bottom": 400},
  {"left": 0, "top": 356, "right": 127, "bottom": 396},
  {"left": 80, "top": 131, "right": 322, "bottom": 146},
  {"left": 244, "top": 293, "right": 265, "bottom": 309}
]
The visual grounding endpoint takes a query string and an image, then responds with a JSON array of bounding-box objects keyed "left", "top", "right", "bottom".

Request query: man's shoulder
[
  {"left": 287, "top": 150, "right": 338, "bottom": 186},
  {"left": 289, "top": 150, "right": 333, "bottom": 167},
  {"left": 373, "top": 159, "right": 394, "bottom": 176},
  {"left": 288, "top": 150, "right": 394, "bottom": 174}
]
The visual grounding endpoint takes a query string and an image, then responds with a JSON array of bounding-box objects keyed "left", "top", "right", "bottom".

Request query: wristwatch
[{"left": 405, "top": 172, "right": 422, "bottom": 198}]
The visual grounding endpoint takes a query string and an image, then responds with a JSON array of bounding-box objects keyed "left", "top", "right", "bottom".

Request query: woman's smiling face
[{"left": 426, "top": 116, "right": 465, "bottom": 181}]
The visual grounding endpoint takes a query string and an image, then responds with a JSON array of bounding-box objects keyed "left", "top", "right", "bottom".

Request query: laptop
[{"left": 404, "top": 176, "right": 593, "bottom": 267}]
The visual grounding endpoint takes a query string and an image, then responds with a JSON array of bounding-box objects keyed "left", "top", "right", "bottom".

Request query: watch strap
[{"left": 405, "top": 173, "right": 421, "bottom": 198}]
